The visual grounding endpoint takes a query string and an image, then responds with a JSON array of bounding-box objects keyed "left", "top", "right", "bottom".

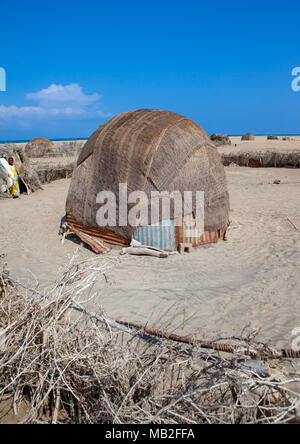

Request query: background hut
[
  {"left": 66, "top": 109, "right": 230, "bottom": 252},
  {"left": 25, "top": 138, "right": 85, "bottom": 160},
  {"left": 210, "top": 134, "right": 231, "bottom": 146},
  {"left": 241, "top": 133, "right": 255, "bottom": 141},
  {"left": 25, "top": 138, "right": 54, "bottom": 158}
]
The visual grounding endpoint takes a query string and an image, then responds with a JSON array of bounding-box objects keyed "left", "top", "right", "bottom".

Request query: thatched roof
[
  {"left": 66, "top": 109, "right": 230, "bottom": 241},
  {"left": 25, "top": 138, "right": 54, "bottom": 158},
  {"left": 241, "top": 133, "right": 255, "bottom": 141}
]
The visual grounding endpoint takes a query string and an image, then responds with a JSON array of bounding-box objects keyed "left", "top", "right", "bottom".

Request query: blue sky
[{"left": 0, "top": 0, "right": 300, "bottom": 140}]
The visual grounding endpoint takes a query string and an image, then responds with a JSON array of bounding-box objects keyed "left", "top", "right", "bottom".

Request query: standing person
[
  {"left": 0, "top": 157, "right": 14, "bottom": 196},
  {"left": 0, "top": 157, "right": 8, "bottom": 194},
  {"left": 8, "top": 157, "right": 20, "bottom": 198}
]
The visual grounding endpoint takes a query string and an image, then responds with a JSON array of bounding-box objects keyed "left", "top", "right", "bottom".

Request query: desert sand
[
  {"left": 1, "top": 165, "right": 300, "bottom": 351},
  {"left": 222, "top": 135, "right": 300, "bottom": 154}
]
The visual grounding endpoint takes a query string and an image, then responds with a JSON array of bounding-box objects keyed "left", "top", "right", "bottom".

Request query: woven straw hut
[
  {"left": 25, "top": 138, "right": 54, "bottom": 158},
  {"left": 66, "top": 109, "right": 230, "bottom": 252},
  {"left": 210, "top": 134, "right": 231, "bottom": 146},
  {"left": 241, "top": 133, "right": 255, "bottom": 141}
]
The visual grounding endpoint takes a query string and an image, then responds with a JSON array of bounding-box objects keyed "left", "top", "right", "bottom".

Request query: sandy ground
[
  {"left": 219, "top": 135, "right": 300, "bottom": 154},
  {"left": 1, "top": 167, "right": 300, "bottom": 350}
]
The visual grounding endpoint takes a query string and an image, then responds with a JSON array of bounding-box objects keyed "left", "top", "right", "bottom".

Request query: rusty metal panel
[
  {"left": 175, "top": 214, "right": 221, "bottom": 247},
  {"left": 66, "top": 211, "right": 130, "bottom": 247},
  {"left": 133, "top": 220, "right": 176, "bottom": 251},
  {"left": 70, "top": 226, "right": 111, "bottom": 254}
]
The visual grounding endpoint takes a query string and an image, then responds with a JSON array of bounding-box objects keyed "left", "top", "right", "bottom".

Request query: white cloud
[
  {"left": 0, "top": 83, "right": 108, "bottom": 126},
  {"left": 0, "top": 105, "right": 44, "bottom": 118},
  {"left": 26, "top": 83, "right": 101, "bottom": 106}
]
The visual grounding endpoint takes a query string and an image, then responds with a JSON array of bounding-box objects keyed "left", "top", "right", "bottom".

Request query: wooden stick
[
  {"left": 130, "top": 240, "right": 170, "bottom": 253},
  {"left": 287, "top": 217, "right": 300, "bottom": 233},
  {"left": 52, "top": 387, "right": 61, "bottom": 425},
  {"left": 3, "top": 306, "right": 41, "bottom": 336},
  {"left": 0, "top": 306, "right": 41, "bottom": 352},
  {"left": 113, "top": 319, "right": 300, "bottom": 359},
  {"left": 121, "top": 246, "right": 169, "bottom": 258},
  {"left": 114, "top": 319, "right": 253, "bottom": 356},
  {"left": 0, "top": 273, "right": 6, "bottom": 298}
]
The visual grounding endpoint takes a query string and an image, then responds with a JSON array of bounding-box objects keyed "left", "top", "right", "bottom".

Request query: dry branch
[
  {"left": 0, "top": 255, "right": 299, "bottom": 424},
  {"left": 287, "top": 217, "right": 300, "bottom": 233}
]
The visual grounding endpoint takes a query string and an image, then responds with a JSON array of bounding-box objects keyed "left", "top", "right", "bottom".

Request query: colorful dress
[{"left": 9, "top": 165, "right": 20, "bottom": 197}]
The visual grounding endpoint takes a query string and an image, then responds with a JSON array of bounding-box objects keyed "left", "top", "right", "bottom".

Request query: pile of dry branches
[{"left": 0, "top": 255, "right": 299, "bottom": 424}]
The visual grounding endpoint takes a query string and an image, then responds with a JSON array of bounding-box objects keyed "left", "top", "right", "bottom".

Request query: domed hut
[
  {"left": 241, "top": 133, "right": 255, "bottom": 141},
  {"left": 25, "top": 138, "right": 54, "bottom": 158},
  {"left": 66, "top": 109, "right": 230, "bottom": 253},
  {"left": 210, "top": 134, "right": 231, "bottom": 146}
]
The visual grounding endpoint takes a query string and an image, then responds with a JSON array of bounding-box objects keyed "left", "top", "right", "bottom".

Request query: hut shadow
[{"left": 65, "top": 233, "right": 97, "bottom": 254}]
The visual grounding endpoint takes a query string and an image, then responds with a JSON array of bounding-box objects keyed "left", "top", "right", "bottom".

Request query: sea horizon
[
  {"left": 1, "top": 134, "right": 300, "bottom": 144},
  {"left": 0, "top": 137, "right": 88, "bottom": 144}
]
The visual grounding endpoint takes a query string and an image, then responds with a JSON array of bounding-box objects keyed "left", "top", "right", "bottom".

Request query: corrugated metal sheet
[
  {"left": 133, "top": 220, "right": 176, "bottom": 251},
  {"left": 66, "top": 211, "right": 227, "bottom": 253}
]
